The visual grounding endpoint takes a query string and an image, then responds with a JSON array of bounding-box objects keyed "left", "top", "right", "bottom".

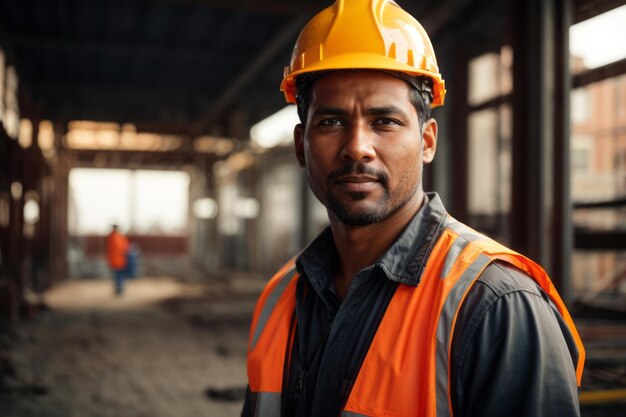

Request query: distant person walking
[{"left": 106, "top": 225, "right": 129, "bottom": 295}]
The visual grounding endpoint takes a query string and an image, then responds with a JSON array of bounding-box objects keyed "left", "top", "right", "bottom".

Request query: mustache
[{"left": 326, "top": 163, "right": 388, "bottom": 186}]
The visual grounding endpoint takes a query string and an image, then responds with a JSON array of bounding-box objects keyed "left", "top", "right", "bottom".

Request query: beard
[
  {"left": 322, "top": 162, "right": 418, "bottom": 226},
  {"left": 326, "top": 193, "right": 391, "bottom": 226}
]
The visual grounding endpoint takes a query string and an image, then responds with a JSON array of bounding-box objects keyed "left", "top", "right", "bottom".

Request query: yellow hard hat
[{"left": 280, "top": 0, "right": 446, "bottom": 107}]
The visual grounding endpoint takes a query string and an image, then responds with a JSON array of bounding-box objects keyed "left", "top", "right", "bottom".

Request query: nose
[{"left": 340, "top": 124, "right": 376, "bottom": 162}]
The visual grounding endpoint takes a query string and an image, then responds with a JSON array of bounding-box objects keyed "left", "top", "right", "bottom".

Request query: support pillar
[
  {"left": 552, "top": 0, "right": 573, "bottom": 302},
  {"left": 511, "top": 0, "right": 572, "bottom": 300}
]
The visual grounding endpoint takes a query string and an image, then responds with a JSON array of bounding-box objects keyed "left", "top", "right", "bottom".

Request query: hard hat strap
[{"left": 379, "top": 71, "right": 434, "bottom": 104}]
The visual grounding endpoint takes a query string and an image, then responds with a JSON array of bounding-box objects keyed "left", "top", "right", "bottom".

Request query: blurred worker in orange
[
  {"left": 106, "top": 224, "right": 129, "bottom": 296},
  {"left": 243, "top": 1, "right": 584, "bottom": 416}
]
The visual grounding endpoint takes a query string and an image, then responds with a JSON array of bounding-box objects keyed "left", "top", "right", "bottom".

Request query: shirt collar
[
  {"left": 375, "top": 192, "right": 448, "bottom": 285},
  {"left": 296, "top": 192, "right": 448, "bottom": 289}
]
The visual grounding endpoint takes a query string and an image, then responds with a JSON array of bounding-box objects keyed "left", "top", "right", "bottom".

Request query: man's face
[{"left": 294, "top": 70, "right": 437, "bottom": 226}]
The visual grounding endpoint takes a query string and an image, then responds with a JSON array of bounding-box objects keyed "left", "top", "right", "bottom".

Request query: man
[
  {"left": 106, "top": 224, "right": 129, "bottom": 295},
  {"left": 243, "top": 1, "right": 584, "bottom": 416}
]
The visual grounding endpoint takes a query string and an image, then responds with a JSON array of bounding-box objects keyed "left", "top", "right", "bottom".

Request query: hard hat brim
[{"left": 281, "top": 53, "right": 445, "bottom": 108}]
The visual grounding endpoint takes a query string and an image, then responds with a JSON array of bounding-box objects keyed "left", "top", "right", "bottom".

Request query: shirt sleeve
[{"left": 450, "top": 262, "right": 581, "bottom": 417}]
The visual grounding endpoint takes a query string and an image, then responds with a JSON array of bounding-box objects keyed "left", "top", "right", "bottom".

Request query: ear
[
  {"left": 421, "top": 118, "right": 437, "bottom": 164},
  {"left": 294, "top": 123, "right": 306, "bottom": 169}
]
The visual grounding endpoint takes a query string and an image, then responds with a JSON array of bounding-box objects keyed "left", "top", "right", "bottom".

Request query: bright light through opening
[
  {"left": 193, "top": 198, "right": 218, "bottom": 219},
  {"left": 570, "top": 6, "right": 626, "bottom": 70},
  {"left": 250, "top": 105, "right": 300, "bottom": 149},
  {"left": 69, "top": 168, "right": 189, "bottom": 235},
  {"left": 235, "top": 198, "right": 260, "bottom": 219},
  {"left": 24, "top": 199, "right": 40, "bottom": 224}
]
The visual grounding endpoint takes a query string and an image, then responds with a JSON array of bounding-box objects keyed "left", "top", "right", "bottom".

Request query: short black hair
[{"left": 295, "top": 71, "right": 433, "bottom": 127}]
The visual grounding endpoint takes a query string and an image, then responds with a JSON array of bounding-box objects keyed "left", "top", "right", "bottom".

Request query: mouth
[
  {"left": 334, "top": 175, "right": 380, "bottom": 193},
  {"left": 326, "top": 163, "right": 388, "bottom": 196},
  {"left": 335, "top": 175, "right": 379, "bottom": 183}
]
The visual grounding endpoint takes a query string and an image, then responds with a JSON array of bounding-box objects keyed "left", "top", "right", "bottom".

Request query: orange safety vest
[
  {"left": 106, "top": 231, "right": 129, "bottom": 270},
  {"left": 247, "top": 217, "right": 585, "bottom": 417}
]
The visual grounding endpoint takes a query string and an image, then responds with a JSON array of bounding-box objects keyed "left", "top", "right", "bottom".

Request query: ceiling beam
[
  {"left": 416, "top": 0, "right": 477, "bottom": 39},
  {"left": 573, "top": 58, "right": 626, "bottom": 88},
  {"left": 24, "top": 98, "right": 194, "bottom": 127},
  {"left": 67, "top": 148, "right": 199, "bottom": 170},
  {"left": 23, "top": 81, "right": 217, "bottom": 104},
  {"left": 574, "top": 0, "right": 626, "bottom": 23},
  {"left": 169, "top": 0, "right": 327, "bottom": 15},
  {"left": 7, "top": 34, "right": 238, "bottom": 63},
  {"left": 189, "top": 14, "right": 309, "bottom": 135}
]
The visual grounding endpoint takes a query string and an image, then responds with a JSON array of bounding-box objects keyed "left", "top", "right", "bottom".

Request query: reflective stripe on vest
[
  {"left": 247, "top": 217, "right": 585, "bottom": 417},
  {"left": 247, "top": 261, "right": 299, "bottom": 416},
  {"left": 342, "top": 411, "right": 368, "bottom": 417},
  {"left": 255, "top": 392, "right": 281, "bottom": 416},
  {"left": 251, "top": 268, "right": 297, "bottom": 350}
]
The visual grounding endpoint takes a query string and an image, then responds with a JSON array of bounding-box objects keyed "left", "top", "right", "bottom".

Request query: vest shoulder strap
[{"left": 444, "top": 215, "right": 585, "bottom": 386}]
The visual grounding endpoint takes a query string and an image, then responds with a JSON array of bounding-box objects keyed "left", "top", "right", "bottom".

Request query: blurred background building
[{"left": 0, "top": 0, "right": 625, "bottom": 415}]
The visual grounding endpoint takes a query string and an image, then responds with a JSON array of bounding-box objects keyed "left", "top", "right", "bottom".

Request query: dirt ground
[{"left": 0, "top": 274, "right": 266, "bottom": 417}]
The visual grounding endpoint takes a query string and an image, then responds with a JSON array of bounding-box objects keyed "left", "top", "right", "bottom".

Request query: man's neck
[{"left": 329, "top": 191, "right": 425, "bottom": 300}]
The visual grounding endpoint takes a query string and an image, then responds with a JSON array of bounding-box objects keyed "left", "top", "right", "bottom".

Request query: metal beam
[
  {"left": 574, "top": 197, "right": 626, "bottom": 209},
  {"left": 574, "top": 230, "right": 626, "bottom": 250},
  {"left": 416, "top": 0, "right": 477, "bottom": 38},
  {"left": 189, "top": 15, "right": 309, "bottom": 136},
  {"left": 7, "top": 34, "right": 237, "bottom": 63},
  {"left": 66, "top": 148, "right": 198, "bottom": 169},
  {"left": 573, "top": 58, "right": 626, "bottom": 88},
  {"left": 511, "top": 0, "right": 554, "bottom": 270},
  {"left": 552, "top": 0, "right": 573, "bottom": 302},
  {"left": 24, "top": 81, "right": 217, "bottom": 105},
  {"left": 34, "top": 108, "right": 196, "bottom": 130},
  {"left": 448, "top": 46, "right": 470, "bottom": 223},
  {"left": 169, "top": 0, "right": 327, "bottom": 15},
  {"left": 19, "top": 82, "right": 216, "bottom": 127},
  {"left": 573, "top": 0, "right": 626, "bottom": 23}
]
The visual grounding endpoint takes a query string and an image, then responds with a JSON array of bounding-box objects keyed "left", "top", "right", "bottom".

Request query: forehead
[{"left": 308, "top": 70, "right": 413, "bottom": 108}]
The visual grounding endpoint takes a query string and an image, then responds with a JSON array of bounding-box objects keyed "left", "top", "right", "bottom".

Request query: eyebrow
[
  {"left": 311, "top": 105, "right": 408, "bottom": 118},
  {"left": 365, "top": 106, "right": 408, "bottom": 118},
  {"left": 311, "top": 107, "right": 348, "bottom": 117}
]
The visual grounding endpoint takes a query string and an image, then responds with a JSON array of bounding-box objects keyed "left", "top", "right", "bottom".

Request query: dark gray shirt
[{"left": 242, "top": 193, "right": 580, "bottom": 417}]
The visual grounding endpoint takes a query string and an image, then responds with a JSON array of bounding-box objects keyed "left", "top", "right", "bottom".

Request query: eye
[
  {"left": 318, "top": 118, "right": 344, "bottom": 127},
  {"left": 373, "top": 118, "right": 400, "bottom": 126}
]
